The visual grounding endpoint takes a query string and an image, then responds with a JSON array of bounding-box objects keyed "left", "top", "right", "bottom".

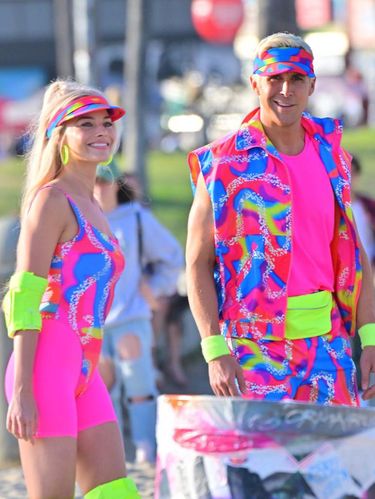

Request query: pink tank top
[
  {"left": 279, "top": 134, "right": 335, "bottom": 297},
  {"left": 40, "top": 190, "right": 125, "bottom": 395}
]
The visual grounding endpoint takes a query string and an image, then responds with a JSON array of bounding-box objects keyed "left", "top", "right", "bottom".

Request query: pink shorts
[{"left": 5, "top": 320, "right": 116, "bottom": 438}]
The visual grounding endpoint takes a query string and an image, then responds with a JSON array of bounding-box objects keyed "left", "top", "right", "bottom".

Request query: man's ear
[
  {"left": 250, "top": 75, "right": 260, "bottom": 95},
  {"left": 308, "top": 77, "right": 316, "bottom": 96}
]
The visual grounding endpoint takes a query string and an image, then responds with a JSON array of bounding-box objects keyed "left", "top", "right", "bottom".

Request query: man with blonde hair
[{"left": 186, "top": 32, "right": 375, "bottom": 406}]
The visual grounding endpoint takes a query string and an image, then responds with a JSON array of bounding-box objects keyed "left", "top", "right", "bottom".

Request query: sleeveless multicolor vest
[{"left": 188, "top": 108, "right": 362, "bottom": 341}]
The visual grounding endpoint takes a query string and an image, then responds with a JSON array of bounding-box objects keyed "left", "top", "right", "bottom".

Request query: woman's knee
[{"left": 116, "top": 334, "right": 141, "bottom": 360}]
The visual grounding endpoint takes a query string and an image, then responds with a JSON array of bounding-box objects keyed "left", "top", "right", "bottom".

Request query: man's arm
[
  {"left": 186, "top": 173, "right": 246, "bottom": 396},
  {"left": 354, "top": 231, "right": 375, "bottom": 399}
]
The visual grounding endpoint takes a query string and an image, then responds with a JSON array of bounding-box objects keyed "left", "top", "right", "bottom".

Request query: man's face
[{"left": 250, "top": 72, "right": 316, "bottom": 129}]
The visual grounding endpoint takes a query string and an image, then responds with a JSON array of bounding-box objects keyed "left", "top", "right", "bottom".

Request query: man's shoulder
[{"left": 302, "top": 112, "right": 343, "bottom": 141}]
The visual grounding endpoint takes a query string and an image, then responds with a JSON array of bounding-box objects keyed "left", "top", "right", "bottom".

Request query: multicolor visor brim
[
  {"left": 46, "top": 96, "right": 126, "bottom": 139},
  {"left": 254, "top": 61, "right": 314, "bottom": 77},
  {"left": 253, "top": 47, "right": 315, "bottom": 78}
]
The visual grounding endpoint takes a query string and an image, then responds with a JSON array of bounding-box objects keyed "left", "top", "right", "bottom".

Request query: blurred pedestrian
[
  {"left": 95, "top": 164, "right": 183, "bottom": 463},
  {"left": 3, "top": 80, "right": 140, "bottom": 497},
  {"left": 351, "top": 154, "right": 375, "bottom": 266},
  {"left": 186, "top": 32, "right": 375, "bottom": 406}
]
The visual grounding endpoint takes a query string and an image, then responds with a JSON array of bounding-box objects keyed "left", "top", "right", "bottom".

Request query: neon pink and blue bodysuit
[{"left": 5, "top": 190, "right": 125, "bottom": 437}]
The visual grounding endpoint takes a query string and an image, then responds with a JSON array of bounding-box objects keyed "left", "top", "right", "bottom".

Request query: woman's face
[{"left": 63, "top": 110, "right": 116, "bottom": 165}]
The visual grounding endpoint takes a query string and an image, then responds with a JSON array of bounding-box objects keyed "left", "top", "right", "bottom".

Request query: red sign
[
  {"left": 348, "top": 0, "right": 375, "bottom": 49},
  {"left": 191, "top": 0, "right": 244, "bottom": 44},
  {"left": 295, "top": 0, "right": 331, "bottom": 30}
]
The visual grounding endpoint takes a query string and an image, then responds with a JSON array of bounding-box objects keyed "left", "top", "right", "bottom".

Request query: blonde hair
[
  {"left": 21, "top": 79, "right": 107, "bottom": 220},
  {"left": 256, "top": 32, "right": 313, "bottom": 57}
]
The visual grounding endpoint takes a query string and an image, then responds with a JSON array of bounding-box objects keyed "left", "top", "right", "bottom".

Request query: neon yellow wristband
[
  {"left": 201, "top": 334, "right": 230, "bottom": 363},
  {"left": 358, "top": 323, "right": 375, "bottom": 348},
  {"left": 2, "top": 271, "right": 48, "bottom": 339}
]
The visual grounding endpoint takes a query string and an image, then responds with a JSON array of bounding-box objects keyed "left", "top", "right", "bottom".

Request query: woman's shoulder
[
  {"left": 27, "top": 183, "right": 70, "bottom": 220},
  {"left": 32, "top": 182, "right": 67, "bottom": 208}
]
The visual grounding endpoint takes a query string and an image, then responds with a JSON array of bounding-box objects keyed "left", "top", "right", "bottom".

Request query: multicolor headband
[
  {"left": 46, "top": 95, "right": 126, "bottom": 139},
  {"left": 253, "top": 47, "right": 315, "bottom": 78}
]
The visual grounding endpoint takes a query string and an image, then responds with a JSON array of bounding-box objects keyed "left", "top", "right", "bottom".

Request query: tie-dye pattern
[
  {"left": 227, "top": 327, "right": 359, "bottom": 407},
  {"left": 253, "top": 47, "right": 315, "bottom": 78},
  {"left": 40, "top": 194, "right": 125, "bottom": 395},
  {"left": 188, "top": 108, "right": 361, "bottom": 341},
  {"left": 227, "top": 303, "right": 359, "bottom": 406}
]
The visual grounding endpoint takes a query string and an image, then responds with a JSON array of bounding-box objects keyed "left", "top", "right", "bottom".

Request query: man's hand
[
  {"left": 208, "top": 355, "right": 247, "bottom": 397},
  {"left": 360, "top": 346, "right": 375, "bottom": 400}
]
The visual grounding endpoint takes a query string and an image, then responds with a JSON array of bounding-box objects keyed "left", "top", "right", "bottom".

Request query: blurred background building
[{"left": 0, "top": 0, "right": 374, "bottom": 157}]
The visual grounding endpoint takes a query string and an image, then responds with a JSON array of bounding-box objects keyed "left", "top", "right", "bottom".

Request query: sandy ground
[{"left": 0, "top": 462, "right": 156, "bottom": 499}]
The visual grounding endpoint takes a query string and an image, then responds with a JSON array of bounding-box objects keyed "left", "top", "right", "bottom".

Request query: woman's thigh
[
  {"left": 19, "top": 437, "right": 76, "bottom": 499},
  {"left": 76, "top": 421, "right": 126, "bottom": 495},
  {"left": 5, "top": 320, "right": 82, "bottom": 438}
]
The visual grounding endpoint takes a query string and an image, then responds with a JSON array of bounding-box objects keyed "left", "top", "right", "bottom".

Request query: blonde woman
[{"left": 3, "top": 80, "right": 140, "bottom": 498}]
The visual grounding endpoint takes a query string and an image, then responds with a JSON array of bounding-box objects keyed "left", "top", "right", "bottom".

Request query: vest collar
[{"left": 235, "top": 107, "right": 343, "bottom": 155}]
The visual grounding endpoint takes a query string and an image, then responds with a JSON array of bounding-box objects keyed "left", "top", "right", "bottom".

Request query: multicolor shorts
[{"left": 227, "top": 332, "right": 359, "bottom": 407}]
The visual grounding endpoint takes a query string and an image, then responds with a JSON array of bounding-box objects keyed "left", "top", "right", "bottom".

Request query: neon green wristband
[
  {"left": 201, "top": 334, "right": 230, "bottom": 363},
  {"left": 2, "top": 271, "right": 48, "bottom": 339},
  {"left": 358, "top": 323, "right": 375, "bottom": 348}
]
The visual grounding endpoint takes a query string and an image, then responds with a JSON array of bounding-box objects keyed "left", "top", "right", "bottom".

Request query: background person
[
  {"left": 3, "top": 80, "right": 140, "bottom": 498},
  {"left": 95, "top": 163, "right": 183, "bottom": 463},
  {"left": 186, "top": 32, "right": 375, "bottom": 407},
  {"left": 351, "top": 154, "right": 375, "bottom": 267}
]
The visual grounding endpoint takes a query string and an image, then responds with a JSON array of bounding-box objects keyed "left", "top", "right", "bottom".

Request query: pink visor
[{"left": 46, "top": 95, "right": 125, "bottom": 138}]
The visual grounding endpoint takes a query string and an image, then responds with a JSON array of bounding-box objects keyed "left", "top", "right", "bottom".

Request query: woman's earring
[
  {"left": 60, "top": 145, "right": 70, "bottom": 165},
  {"left": 99, "top": 155, "right": 113, "bottom": 167}
]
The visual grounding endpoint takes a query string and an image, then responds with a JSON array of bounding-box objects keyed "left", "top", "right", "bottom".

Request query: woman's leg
[
  {"left": 166, "top": 320, "right": 188, "bottom": 386},
  {"left": 19, "top": 437, "right": 76, "bottom": 499},
  {"left": 76, "top": 421, "right": 127, "bottom": 495},
  {"left": 111, "top": 320, "right": 159, "bottom": 463}
]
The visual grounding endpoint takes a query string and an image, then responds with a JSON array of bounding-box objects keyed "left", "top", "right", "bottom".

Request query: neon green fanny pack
[{"left": 285, "top": 290, "right": 333, "bottom": 340}]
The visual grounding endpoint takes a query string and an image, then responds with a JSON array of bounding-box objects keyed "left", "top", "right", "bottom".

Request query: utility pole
[
  {"left": 72, "top": 0, "right": 98, "bottom": 85},
  {"left": 257, "top": 0, "right": 299, "bottom": 39},
  {"left": 53, "top": 0, "right": 74, "bottom": 78},
  {"left": 124, "top": 0, "right": 149, "bottom": 195}
]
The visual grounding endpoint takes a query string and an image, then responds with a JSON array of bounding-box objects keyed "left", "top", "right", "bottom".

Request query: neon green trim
[
  {"left": 84, "top": 477, "right": 141, "bottom": 499},
  {"left": 285, "top": 290, "right": 332, "bottom": 340},
  {"left": 2, "top": 271, "right": 48, "bottom": 339},
  {"left": 358, "top": 323, "right": 375, "bottom": 348},
  {"left": 201, "top": 334, "right": 230, "bottom": 363}
]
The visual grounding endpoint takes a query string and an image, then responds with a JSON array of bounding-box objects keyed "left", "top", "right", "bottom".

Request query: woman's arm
[{"left": 6, "top": 188, "right": 69, "bottom": 440}]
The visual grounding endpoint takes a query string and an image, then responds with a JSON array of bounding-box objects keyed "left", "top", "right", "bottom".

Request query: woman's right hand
[{"left": 6, "top": 388, "right": 38, "bottom": 442}]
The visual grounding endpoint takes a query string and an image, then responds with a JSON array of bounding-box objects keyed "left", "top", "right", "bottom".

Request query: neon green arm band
[
  {"left": 358, "top": 323, "right": 375, "bottom": 348},
  {"left": 201, "top": 334, "right": 230, "bottom": 363},
  {"left": 358, "top": 322, "right": 375, "bottom": 348},
  {"left": 2, "top": 271, "right": 48, "bottom": 339}
]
